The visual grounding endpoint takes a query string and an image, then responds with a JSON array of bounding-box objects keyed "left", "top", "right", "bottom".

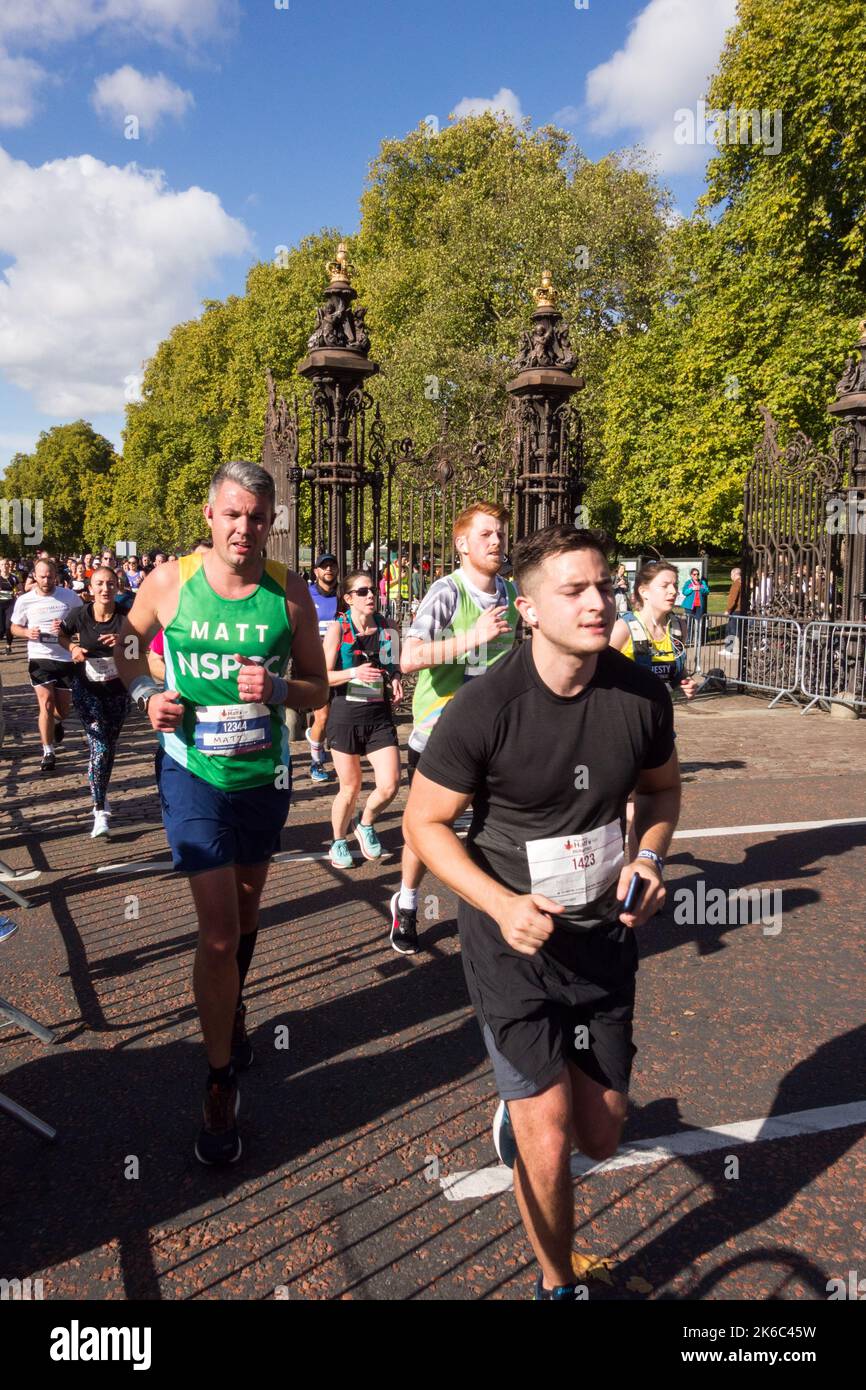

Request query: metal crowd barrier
[
  {"left": 683, "top": 612, "right": 866, "bottom": 713},
  {"left": 800, "top": 622, "right": 866, "bottom": 713},
  {"left": 685, "top": 613, "right": 804, "bottom": 708}
]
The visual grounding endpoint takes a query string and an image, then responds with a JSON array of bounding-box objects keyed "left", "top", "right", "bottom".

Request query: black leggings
[
  {"left": 72, "top": 678, "right": 130, "bottom": 809},
  {"left": 0, "top": 598, "right": 14, "bottom": 644}
]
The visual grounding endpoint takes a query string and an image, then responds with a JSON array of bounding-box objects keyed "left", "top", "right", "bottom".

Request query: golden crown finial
[
  {"left": 327, "top": 241, "right": 352, "bottom": 285},
  {"left": 532, "top": 269, "right": 558, "bottom": 310}
]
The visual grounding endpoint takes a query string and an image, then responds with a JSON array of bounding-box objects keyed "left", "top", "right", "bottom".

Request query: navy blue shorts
[{"left": 156, "top": 748, "right": 292, "bottom": 875}]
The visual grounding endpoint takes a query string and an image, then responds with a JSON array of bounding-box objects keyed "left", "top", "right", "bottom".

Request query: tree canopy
[
  {"left": 4, "top": 0, "right": 862, "bottom": 555},
  {"left": 598, "top": 0, "right": 866, "bottom": 548}
]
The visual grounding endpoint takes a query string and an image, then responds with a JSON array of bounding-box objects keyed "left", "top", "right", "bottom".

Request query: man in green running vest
[
  {"left": 389, "top": 502, "right": 518, "bottom": 955},
  {"left": 116, "top": 460, "right": 328, "bottom": 1165}
]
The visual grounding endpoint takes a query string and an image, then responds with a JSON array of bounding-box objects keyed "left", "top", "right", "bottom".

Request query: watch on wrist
[{"left": 637, "top": 848, "right": 665, "bottom": 874}]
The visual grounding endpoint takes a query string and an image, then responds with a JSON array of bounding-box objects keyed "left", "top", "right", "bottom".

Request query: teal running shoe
[
  {"left": 354, "top": 821, "right": 382, "bottom": 860},
  {"left": 329, "top": 838, "right": 353, "bottom": 869}
]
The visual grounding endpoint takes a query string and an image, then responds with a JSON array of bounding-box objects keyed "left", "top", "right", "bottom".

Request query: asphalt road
[{"left": 1, "top": 655, "right": 863, "bottom": 1301}]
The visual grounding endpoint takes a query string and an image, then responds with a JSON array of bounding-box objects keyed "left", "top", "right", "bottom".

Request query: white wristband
[{"left": 129, "top": 675, "right": 162, "bottom": 706}]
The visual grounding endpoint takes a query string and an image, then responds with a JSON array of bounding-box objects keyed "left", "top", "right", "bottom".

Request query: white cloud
[
  {"left": 92, "top": 66, "right": 193, "bottom": 134},
  {"left": 0, "top": 145, "right": 250, "bottom": 414},
  {"left": 551, "top": 105, "right": 581, "bottom": 128},
  {"left": 585, "top": 0, "right": 738, "bottom": 173},
  {"left": 0, "top": 0, "right": 238, "bottom": 49},
  {"left": 452, "top": 87, "right": 524, "bottom": 124},
  {"left": 0, "top": 48, "right": 48, "bottom": 127}
]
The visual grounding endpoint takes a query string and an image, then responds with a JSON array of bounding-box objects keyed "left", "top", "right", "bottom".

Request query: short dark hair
[{"left": 512, "top": 525, "right": 610, "bottom": 595}]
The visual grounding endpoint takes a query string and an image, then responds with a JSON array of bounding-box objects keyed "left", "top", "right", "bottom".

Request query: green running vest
[
  {"left": 161, "top": 554, "right": 293, "bottom": 790},
  {"left": 411, "top": 570, "right": 518, "bottom": 743}
]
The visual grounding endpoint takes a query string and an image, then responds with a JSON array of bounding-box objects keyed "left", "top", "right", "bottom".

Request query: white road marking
[
  {"left": 675, "top": 816, "right": 866, "bottom": 840},
  {"left": 96, "top": 860, "right": 173, "bottom": 875},
  {"left": 440, "top": 1100, "right": 866, "bottom": 1202},
  {"left": 273, "top": 850, "right": 394, "bottom": 864}
]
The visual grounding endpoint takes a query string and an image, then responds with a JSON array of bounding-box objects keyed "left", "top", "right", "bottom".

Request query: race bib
[
  {"left": 194, "top": 702, "right": 271, "bottom": 756},
  {"left": 346, "top": 671, "right": 385, "bottom": 704},
  {"left": 84, "top": 656, "right": 118, "bottom": 682},
  {"left": 525, "top": 821, "right": 624, "bottom": 908}
]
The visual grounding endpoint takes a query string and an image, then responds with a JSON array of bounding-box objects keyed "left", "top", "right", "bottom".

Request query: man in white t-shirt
[{"left": 11, "top": 558, "right": 83, "bottom": 772}]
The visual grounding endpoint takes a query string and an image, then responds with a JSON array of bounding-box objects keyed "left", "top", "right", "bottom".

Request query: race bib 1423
[{"left": 525, "top": 821, "right": 624, "bottom": 908}]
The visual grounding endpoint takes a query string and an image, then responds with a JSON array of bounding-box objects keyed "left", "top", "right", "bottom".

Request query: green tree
[
  {"left": 0, "top": 421, "right": 118, "bottom": 555},
  {"left": 112, "top": 117, "right": 670, "bottom": 547},
  {"left": 600, "top": 0, "right": 866, "bottom": 549}
]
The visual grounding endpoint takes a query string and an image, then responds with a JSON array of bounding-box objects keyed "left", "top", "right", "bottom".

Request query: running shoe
[
  {"left": 91, "top": 810, "right": 111, "bottom": 839},
  {"left": 231, "top": 1002, "right": 254, "bottom": 1070},
  {"left": 310, "top": 761, "right": 333, "bottom": 784},
  {"left": 54, "top": 721, "right": 65, "bottom": 745},
  {"left": 493, "top": 1099, "right": 518, "bottom": 1169},
  {"left": 40, "top": 751, "right": 55, "bottom": 774},
  {"left": 329, "top": 838, "right": 353, "bottom": 869},
  {"left": 354, "top": 822, "right": 382, "bottom": 860},
  {"left": 195, "top": 1077, "right": 241, "bottom": 1166},
  {"left": 0, "top": 917, "right": 19, "bottom": 944},
  {"left": 534, "top": 1274, "right": 583, "bottom": 1301},
  {"left": 389, "top": 891, "right": 418, "bottom": 955}
]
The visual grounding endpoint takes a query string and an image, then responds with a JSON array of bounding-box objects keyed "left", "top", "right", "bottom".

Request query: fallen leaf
[{"left": 626, "top": 1275, "right": 653, "bottom": 1294}]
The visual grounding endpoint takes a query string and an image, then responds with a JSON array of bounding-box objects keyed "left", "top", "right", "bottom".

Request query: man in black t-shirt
[{"left": 403, "top": 525, "right": 681, "bottom": 1301}]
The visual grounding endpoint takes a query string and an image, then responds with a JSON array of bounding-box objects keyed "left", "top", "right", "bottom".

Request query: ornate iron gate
[
  {"left": 743, "top": 322, "right": 866, "bottom": 627},
  {"left": 743, "top": 404, "right": 847, "bottom": 622},
  {"left": 261, "top": 250, "right": 584, "bottom": 594}
]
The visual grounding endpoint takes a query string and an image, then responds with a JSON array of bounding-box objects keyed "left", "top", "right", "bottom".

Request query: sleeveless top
[
  {"left": 620, "top": 610, "right": 686, "bottom": 687},
  {"left": 330, "top": 610, "right": 395, "bottom": 717},
  {"left": 161, "top": 554, "right": 293, "bottom": 789}
]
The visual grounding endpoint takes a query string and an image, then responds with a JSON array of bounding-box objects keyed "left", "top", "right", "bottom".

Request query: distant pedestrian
[
  {"left": 613, "top": 564, "right": 629, "bottom": 615},
  {"left": 722, "top": 567, "right": 741, "bottom": 656},
  {"left": 681, "top": 567, "right": 709, "bottom": 646}
]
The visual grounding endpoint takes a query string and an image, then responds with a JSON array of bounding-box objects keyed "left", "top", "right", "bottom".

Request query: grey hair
[{"left": 208, "top": 459, "right": 275, "bottom": 512}]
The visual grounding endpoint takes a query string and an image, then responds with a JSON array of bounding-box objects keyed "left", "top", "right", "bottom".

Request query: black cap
[{"left": 315, "top": 552, "right": 338, "bottom": 568}]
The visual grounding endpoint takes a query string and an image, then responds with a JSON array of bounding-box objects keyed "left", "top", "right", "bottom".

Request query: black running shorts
[
  {"left": 326, "top": 710, "right": 398, "bottom": 757},
  {"left": 458, "top": 899, "right": 639, "bottom": 1100},
  {"left": 28, "top": 659, "right": 74, "bottom": 689}
]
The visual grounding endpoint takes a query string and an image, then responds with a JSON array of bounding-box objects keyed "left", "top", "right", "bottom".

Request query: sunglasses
[{"left": 348, "top": 586, "right": 374, "bottom": 597}]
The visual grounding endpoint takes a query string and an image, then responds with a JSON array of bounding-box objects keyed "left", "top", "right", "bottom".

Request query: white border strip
[
  {"left": 675, "top": 816, "right": 866, "bottom": 840},
  {"left": 440, "top": 1100, "right": 866, "bottom": 1201}
]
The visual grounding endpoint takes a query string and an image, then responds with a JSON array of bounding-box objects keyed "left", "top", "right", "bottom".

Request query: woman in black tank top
[{"left": 322, "top": 570, "right": 403, "bottom": 869}]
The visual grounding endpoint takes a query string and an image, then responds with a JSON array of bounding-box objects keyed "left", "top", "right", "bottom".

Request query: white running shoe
[{"left": 91, "top": 810, "right": 111, "bottom": 838}]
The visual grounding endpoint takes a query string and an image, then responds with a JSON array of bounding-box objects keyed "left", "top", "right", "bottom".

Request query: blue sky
[{"left": 0, "top": 0, "right": 738, "bottom": 474}]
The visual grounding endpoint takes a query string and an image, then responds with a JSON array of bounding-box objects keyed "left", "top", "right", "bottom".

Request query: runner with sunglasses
[{"left": 322, "top": 571, "right": 403, "bottom": 868}]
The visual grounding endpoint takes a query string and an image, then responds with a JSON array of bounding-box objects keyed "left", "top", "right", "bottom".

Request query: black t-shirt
[
  {"left": 60, "top": 604, "right": 125, "bottom": 686},
  {"left": 418, "top": 640, "right": 675, "bottom": 932},
  {"left": 0, "top": 574, "right": 17, "bottom": 601}
]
